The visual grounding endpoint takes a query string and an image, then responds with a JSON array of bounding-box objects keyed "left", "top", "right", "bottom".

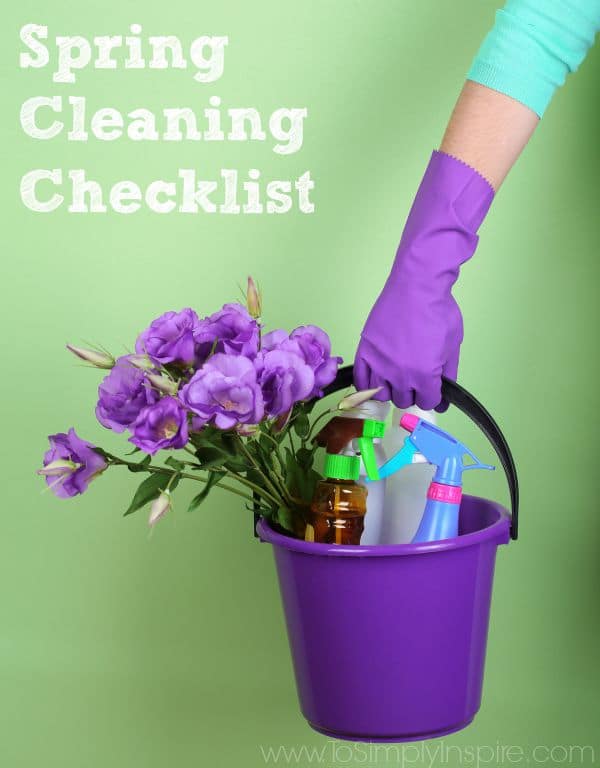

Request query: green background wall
[{"left": 2, "top": 1, "right": 599, "bottom": 766}]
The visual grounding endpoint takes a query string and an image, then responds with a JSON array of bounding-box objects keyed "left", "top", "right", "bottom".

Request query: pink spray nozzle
[
  {"left": 378, "top": 412, "right": 495, "bottom": 487},
  {"left": 400, "top": 413, "right": 420, "bottom": 432}
]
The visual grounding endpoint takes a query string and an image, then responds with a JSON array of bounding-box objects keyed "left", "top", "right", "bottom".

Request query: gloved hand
[{"left": 354, "top": 150, "right": 494, "bottom": 411}]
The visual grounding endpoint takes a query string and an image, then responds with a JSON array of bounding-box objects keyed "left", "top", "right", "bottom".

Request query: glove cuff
[
  {"left": 390, "top": 150, "right": 495, "bottom": 286},
  {"left": 424, "top": 150, "right": 495, "bottom": 231}
]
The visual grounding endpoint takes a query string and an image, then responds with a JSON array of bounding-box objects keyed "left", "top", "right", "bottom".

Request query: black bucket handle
[{"left": 255, "top": 365, "right": 519, "bottom": 541}]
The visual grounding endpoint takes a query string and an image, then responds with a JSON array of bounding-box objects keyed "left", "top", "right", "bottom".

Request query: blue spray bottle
[{"left": 373, "top": 414, "right": 495, "bottom": 542}]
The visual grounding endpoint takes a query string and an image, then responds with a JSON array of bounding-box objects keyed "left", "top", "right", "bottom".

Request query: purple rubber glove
[{"left": 354, "top": 150, "right": 494, "bottom": 411}]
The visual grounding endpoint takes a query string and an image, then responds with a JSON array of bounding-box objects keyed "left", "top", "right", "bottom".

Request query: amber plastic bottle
[{"left": 305, "top": 454, "right": 368, "bottom": 545}]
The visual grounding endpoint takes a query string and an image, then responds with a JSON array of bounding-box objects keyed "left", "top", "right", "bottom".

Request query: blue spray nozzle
[
  {"left": 377, "top": 414, "right": 494, "bottom": 487},
  {"left": 368, "top": 437, "right": 420, "bottom": 482}
]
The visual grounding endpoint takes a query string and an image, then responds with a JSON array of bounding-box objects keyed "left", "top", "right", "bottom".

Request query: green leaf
[
  {"left": 189, "top": 432, "right": 211, "bottom": 450},
  {"left": 125, "top": 447, "right": 141, "bottom": 456},
  {"left": 284, "top": 447, "right": 322, "bottom": 504},
  {"left": 193, "top": 446, "right": 229, "bottom": 469},
  {"left": 301, "top": 396, "right": 321, "bottom": 415},
  {"left": 293, "top": 412, "right": 310, "bottom": 439},
  {"left": 296, "top": 447, "right": 315, "bottom": 471},
  {"left": 124, "top": 473, "right": 168, "bottom": 516},
  {"left": 284, "top": 446, "right": 303, "bottom": 499},
  {"left": 270, "top": 452, "right": 284, "bottom": 479},
  {"left": 189, "top": 426, "right": 228, "bottom": 450},
  {"left": 190, "top": 427, "right": 244, "bottom": 467},
  {"left": 303, "top": 467, "right": 322, "bottom": 502},
  {"left": 127, "top": 453, "right": 152, "bottom": 473},
  {"left": 165, "top": 456, "right": 185, "bottom": 471},
  {"left": 275, "top": 506, "right": 298, "bottom": 535},
  {"left": 221, "top": 432, "right": 242, "bottom": 457},
  {"left": 250, "top": 439, "right": 274, "bottom": 471},
  {"left": 246, "top": 468, "right": 264, "bottom": 487},
  {"left": 224, "top": 457, "right": 249, "bottom": 473},
  {"left": 259, "top": 433, "right": 275, "bottom": 456},
  {"left": 187, "top": 470, "right": 226, "bottom": 512}
]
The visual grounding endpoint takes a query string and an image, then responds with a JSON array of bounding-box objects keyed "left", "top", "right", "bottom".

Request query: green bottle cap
[
  {"left": 357, "top": 419, "right": 386, "bottom": 481},
  {"left": 324, "top": 453, "right": 360, "bottom": 481},
  {"left": 362, "top": 419, "right": 386, "bottom": 439}
]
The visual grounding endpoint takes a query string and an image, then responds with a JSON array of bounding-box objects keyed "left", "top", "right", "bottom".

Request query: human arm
[
  {"left": 440, "top": 81, "right": 538, "bottom": 191},
  {"left": 354, "top": 1, "right": 600, "bottom": 410}
]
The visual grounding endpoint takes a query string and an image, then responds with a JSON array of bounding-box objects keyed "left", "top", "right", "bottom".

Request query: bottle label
[{"left": 427, "top": 482, "right": 462, "bottom": 504}]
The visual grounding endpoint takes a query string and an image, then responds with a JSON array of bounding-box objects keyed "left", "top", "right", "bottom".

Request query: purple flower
[
  {"left": 38, "top": 429, "right": 107, "bottom": 498},
  {"left": 129, "top": 397, "right": 189, "bottom": 454},
  {"left": 179, "top": 353, "right": 264, "bottom": 430},
  {"left": 261, "top": 326, "right": 342, "bottom": 398},
  {"left": 254, "top": 348, "right": 314, "bottom": 416},
  {"left": 261, "top": 329, "right": 294, "bottom": 352},
  {"left": 290, "top": 325, "right": 342, "bottom": 396},
  {"left": 135, "top": 308, "right": 200, "bottom": 366},
  {"left": 194, "top": 303, "right": 259, "bottom": 362},
  {"left": 96, "top": 356, "right": 158, "bottom": 433}
]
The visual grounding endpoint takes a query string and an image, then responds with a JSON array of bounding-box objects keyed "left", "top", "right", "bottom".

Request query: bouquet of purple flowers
[{"left": 38, "top": 279, "right": 346, "bottom": 534}]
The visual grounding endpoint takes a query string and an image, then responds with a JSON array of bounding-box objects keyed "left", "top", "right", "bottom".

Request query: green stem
[
  {"left": 255, "top": 432, "right": 296, "bottom": 503},
  {"left": 103, "top": 452, "right": 255, "bottom": 504},
  {"left": 265, "top": 463, "right": 294, "bottom": 506},
  {"left": 287, "top": 429, "right": 297, "bottom": 460},
  {"left": 178, "top": 459, "right": 204, "bottom": 468},
  {"left": 181, "top": 442, "right": 279, "bottom": 503},
  {"left": 235, "top": 434, "right": 283, "bottom": 503},
  {"left": 165, "top": 472, "right": 179, "bottom": 492},
  {"left": 174, "top": 446, "right": 282, "bottom": 507},
  {"left": 257, "top": 430, "right": 284, "bottom": 457},
  {"left": 225, "top": 469, "right": 281, "bottom": 507}
]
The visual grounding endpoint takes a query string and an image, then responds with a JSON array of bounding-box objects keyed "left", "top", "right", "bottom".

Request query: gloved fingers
[
  {"left": 434, "top": 397, "right": 450, "bottom": 414},
  {"left": 415, "top": 377, "right": 442, "bottom": 411},
  {"left": 442, "top": 343, "right": 460, "bottom": 382},
  {"left": 435, "top": 345, "right": 461, "bottom": 413},
  {"left": 353, "top": 356, "right": 393, "bottom": 401},
  {"left": 353, "top": 355, "right": 371, "bottom": 391},
  {"left": 391, "top": 387, "right": 416, "bottom": 409},
  {"left": 368, "top": 374, "right": 393, "bottom": 402},
  {"left": 372, "top": 385, "right": 393, "bottom": 402}
]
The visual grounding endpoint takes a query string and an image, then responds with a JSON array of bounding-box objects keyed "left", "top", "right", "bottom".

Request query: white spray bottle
[
  {"left": 344, "top": 400, "right": 390, "bottom": 545},
  {"left": 379, "top": 406, "right": 437, "bottom": 544}
]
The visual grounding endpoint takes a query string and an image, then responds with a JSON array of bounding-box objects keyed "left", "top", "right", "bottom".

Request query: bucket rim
[{"left": 256, "top": 494, "right": 511, "bottom": 557}]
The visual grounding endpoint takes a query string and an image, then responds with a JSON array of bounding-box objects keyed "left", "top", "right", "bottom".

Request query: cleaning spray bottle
[
  {"left": 374, "top": 414, "right": 495, "bottom": 543},
  {"left": 305, "top": 453, "right": 367, "bottom": 545},
  {"left": 380, "top": 406, "right": 436, "bottom": 544},
  {"left": 314, "top": 402, "right": 388, "bottom": 544}
]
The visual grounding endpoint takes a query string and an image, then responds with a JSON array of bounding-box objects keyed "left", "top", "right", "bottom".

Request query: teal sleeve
[{"left": 467, "top": 0, "right": 600, "bottom": 117}]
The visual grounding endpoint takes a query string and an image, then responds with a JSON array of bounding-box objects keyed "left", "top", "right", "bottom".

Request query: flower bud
[
  {"left": 67, "top": 345, "right": 114, "bottom": 369},
  {"left": 37, "top": 459, "right": 79, "bottom": 477},
  {"left": 147, "top": 373, "right": 178, "bottom": 395},
  {"left": 338, "top": 387, "right": 382, "bottom": 411},
  {"left": 149, "top": 490, "right": 171, "bottom": 527},
  {"left": 128, "top": 354, "right": 154, "bottom": 371},
  {"left": 236, "top": 423, "right": 259, "bottom": 437},
  {"left": 246, "top": 276, "right": 262, "bottom": 319}
]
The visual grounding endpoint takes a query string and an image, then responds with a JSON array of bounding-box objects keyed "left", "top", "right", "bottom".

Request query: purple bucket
[
  {"left": 257, "top": 496, "right": 510, "bottom": 742},
  {"left": 254, "top": 366, "right": 518, "bottom": 741}
]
